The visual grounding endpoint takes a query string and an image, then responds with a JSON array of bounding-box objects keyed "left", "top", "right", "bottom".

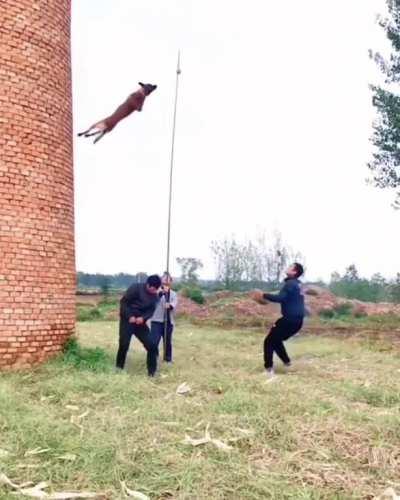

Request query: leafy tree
[
  {"left": 210, "top": 237, "right": 245, "bottom": 289},
  {"left": 176, "top": 257, "right": 203, "bottom": 285},
  {"left": 343, "top": 264, "right": 360, "bottom": 282},
  {"left": 100, "top": 276, "right": 111, "bottom": 297},
  {"left": 389, "top": 272, "right": 400, "bottom": 302},
  {"left": 369, "top": 0, "right": 400, "bottom": 208},
  {"left": 330, "top": 266, "right": 392, "bottom": 302}
]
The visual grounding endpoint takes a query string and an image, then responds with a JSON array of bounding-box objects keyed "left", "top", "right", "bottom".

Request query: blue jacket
[{"left": 264, "top": 278, "right": 305, "bottom": 319}]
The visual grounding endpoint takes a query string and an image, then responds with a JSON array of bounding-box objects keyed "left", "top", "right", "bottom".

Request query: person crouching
[{"left": 116, "top": 274, "right": 161, "bottom": 376}]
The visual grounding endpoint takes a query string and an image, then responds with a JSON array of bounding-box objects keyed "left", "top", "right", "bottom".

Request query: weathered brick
[{"left": 0, "top": 0, "right": 75, "bottom": 370}]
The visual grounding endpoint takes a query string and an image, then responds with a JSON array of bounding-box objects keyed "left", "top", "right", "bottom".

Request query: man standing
[
  {"left": 252, "top": 263, "right": 305, "bottom": 377},
  {"left": 116, "top": 274, "right": 162, "bottom": 376},
  {"left": 150, "top": 273, "right": 178, "bottom": 364}
]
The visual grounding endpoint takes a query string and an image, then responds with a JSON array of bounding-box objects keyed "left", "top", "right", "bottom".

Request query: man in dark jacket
[
  {"left": 252, "top": 263, "right": 305, "bottom": 377},
  {"left": 116, "top": 274, "right": 162, "bottom": 376}
]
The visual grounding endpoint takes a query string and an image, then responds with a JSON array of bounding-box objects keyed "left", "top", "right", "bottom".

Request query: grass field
[{"left": 1, "top": 321, "right": 400, "bottom": 499}]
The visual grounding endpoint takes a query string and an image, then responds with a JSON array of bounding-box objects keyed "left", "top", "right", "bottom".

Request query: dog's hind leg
[{"left": 93, "top": 131, "right": 107, "bottom": 144}]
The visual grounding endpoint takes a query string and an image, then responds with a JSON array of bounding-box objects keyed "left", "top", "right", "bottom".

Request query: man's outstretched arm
[
  {"left": 263, "top": 283, "right": 290, "bottom": 304},
  {"left": 250, "top": 282, "right": 291, "bottom": 304}
]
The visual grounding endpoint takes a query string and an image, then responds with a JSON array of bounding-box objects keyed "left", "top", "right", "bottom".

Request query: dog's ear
[{"left": 138, "top": 82, "right": 157, "bottom": 95}]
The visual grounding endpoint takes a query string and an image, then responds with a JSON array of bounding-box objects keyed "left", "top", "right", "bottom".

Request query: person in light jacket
[{"left": 150, "top": 273, "right": 178, "bottom": 364}]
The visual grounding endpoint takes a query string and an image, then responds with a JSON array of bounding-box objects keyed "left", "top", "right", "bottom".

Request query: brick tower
[{"left": 0, "top": 1, "right": 75, "bottom": 368}]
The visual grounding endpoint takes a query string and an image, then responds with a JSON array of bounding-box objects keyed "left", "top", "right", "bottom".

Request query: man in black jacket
[
  {"left": 252, "top": 263, "right": 305, "bottom": 377},
  {"left": 116, "top": 274, "right": 162, "bottom": 376}
]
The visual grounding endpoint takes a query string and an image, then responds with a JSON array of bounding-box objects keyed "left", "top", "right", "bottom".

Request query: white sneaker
[
  {"left": 284, "top": 362, "right": 294, "bottom": 373},
  {"left": 265, "top": 368, "right": 276, "bottom": 379}
]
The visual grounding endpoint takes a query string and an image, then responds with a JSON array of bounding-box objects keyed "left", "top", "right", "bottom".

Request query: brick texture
[{"left": 0, "top": 0, "right": 75, "bottom": 369}]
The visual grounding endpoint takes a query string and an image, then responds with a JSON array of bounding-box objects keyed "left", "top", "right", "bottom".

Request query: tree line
[{"left": 77, "top": 231, "right": 400, "bottom": 304}]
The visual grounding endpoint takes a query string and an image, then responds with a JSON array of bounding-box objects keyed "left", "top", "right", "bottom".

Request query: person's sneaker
[
  {"left": 284, "top": 362, "right": 294, "bottom": 373},
  {"left": 265, "top": 368, "right": 276, "bottom": 379}
]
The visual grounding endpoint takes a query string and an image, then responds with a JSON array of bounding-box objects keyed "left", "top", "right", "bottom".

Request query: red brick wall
[{"left": 0, "top": 0, "right": 75, "bottom": 369}]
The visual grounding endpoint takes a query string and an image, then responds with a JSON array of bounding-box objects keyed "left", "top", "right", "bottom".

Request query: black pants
[
  {"left": 116, "top": 318, "right": 161, "bottom": 375},
  {"left": 264, "top": 317, "right": 303, "bottom": 369},
  {"left": 151, "top": 321, "right": 174, "bottom": 362}
]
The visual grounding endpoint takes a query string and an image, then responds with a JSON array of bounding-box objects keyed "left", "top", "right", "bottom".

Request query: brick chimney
[{"left": 0, "top": 0, "right": 75, "bottom": 368}]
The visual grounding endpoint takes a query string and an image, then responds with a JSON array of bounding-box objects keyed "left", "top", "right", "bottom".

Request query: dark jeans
[
  {"left": 151, "top": 321, "right": 174, "bottom": 362},
  {"left": 116, "top": 318, "right": 162, "bottom": 375},
  {"left": 264, "top": 317, "right": 303, "bottom": 369}
]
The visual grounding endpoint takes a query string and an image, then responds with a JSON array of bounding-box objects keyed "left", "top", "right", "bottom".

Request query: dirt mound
[
  {"left": 177, "top": 293, "right": 278, "bottom": 327},
  {"left": 304, "top": 285, "right": 400, "bottom": 317},
  {"left": 178, "top": 286, "right": 400, "bottom": 325},
  {"left": 303, "top": 285, "right": 341, "bottom": 315}
]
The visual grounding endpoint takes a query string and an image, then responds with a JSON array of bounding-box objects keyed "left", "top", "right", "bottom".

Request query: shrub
[
  {"left": 319, "top": 302, "right": 354, "bottom": 320},
  {"left": 182, "top": 287, "right": 205, "bottom": 305},
  {"left": 333, "top": 302, "right": 353, "bottom": 316},
  {"left": 77, "top": 307, "right": 102, "bottom": 322},
  {"left": 319, "top": 308, "right": 335, "bottom": 319}
]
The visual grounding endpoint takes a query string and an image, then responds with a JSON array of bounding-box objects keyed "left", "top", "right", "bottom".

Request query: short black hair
[
  {"left": 146, "top": 274, "right": 161, "bottom": 288},
  {"left": 293, "top": 263, "right": 304, "bottom": 278}
]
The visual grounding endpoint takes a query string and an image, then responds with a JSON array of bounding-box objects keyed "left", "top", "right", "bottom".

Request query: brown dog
[{"left": 78, "top": 82, "right": 157, "bottom": 144}]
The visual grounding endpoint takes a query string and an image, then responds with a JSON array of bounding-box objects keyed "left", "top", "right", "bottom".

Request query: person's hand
[
  {"left": 128, "top": 316, "right": 137, "bottom": 324},
  {"left": 135, "top": 317, "right": 144, "bottom": 325},
  {"left": 165, "top": 302, "right": 172, "bottom": 310},
  {"left": 249, "top": 290, "right": 266, "bottom": 304}
]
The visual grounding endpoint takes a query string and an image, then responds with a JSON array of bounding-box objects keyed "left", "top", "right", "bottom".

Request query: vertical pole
[
  {"left": 163, "top": 52, "right": 181, "bottom": 362},
  {"left": 166, "top": 51, "right": 182, "bottom": 275}
]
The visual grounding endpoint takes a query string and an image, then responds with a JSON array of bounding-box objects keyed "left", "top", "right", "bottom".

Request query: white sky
[{"left": 71, "top": 0, "right": 399, "bottom": 282}]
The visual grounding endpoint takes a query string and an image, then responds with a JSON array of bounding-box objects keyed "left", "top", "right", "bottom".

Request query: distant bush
[
  {"left": 62, "top": 338, "right": 110, "bottom": 372},
  {"left": 77, "top": 307, "right": 102, "bottom": 322},
  {"left": 319, "top": 308, "right": 335, "bottom": 319},
  {"left": 353, "top": 308, "right": 368, "bottom": 319},
  {"left": 319, "top": 302, "right": 353, "bottom": 320},
  {"left": 182, "top": 287, "right": 205, "bottom": 305},
  {"left": 333, "top": 302, "right": 353, "bottom": 316}
]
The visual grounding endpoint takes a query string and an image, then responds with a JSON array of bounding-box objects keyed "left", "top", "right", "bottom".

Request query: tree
[
  {"left": 369, "top": 0, "right": 400, "bottom": 208},
  {"left": 343, "top": 264, "right": 360, "bottom": 282},
  {"left": 210, "top": 237, "right": 246, "bottom": 289},
  {"left": 135, "top": 272, "right": 148, "bottom": 284},
  {"left": 100, "top": 276, "right": 111, "bottom": 296},
  {"left": 389, "top": 272, "right": 400, "bottom": 302},
  {"left": 330, "top": 271, "right": 341, "bottom": 282},
  {"left": 210, "top": 231, "right": 305, "bottom": 290},
  {"left": 176, "top": 257, "right": 203, "bottom": 285}
]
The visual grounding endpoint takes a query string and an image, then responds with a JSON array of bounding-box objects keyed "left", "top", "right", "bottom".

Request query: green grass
[{"left": 1, "top": 322, "right": 400, "bottom": 499}]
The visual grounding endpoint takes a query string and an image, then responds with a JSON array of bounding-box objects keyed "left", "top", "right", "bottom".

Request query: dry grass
[{"left": 0, "top": 322, "right": 400, "bottom": 499}]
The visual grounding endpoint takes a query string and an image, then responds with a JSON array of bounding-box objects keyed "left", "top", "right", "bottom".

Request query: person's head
[
  {"left": 161, "top": 272, "right": 173, "bottom": 289},
  {"left": 286, "top": 262, "right": 304, "bottom": 279},
  {"left": 146, "top": 274, "right": 161, "bottom": 294},
  {"left": 138, "top": 82, "right": 157, "bottom": 96}
]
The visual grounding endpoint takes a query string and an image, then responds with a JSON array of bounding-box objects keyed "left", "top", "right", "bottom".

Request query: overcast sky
[{"left": 71, "top": 0, "right": 398, "bottom": 282}]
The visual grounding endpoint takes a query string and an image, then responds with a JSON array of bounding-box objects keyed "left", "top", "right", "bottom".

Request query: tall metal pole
[
  {"left": 163, "top": 52, "right": 181, "bottom": 363},
  {"left": 166, "top": 51, "right": 182, "bottom": 275}
]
